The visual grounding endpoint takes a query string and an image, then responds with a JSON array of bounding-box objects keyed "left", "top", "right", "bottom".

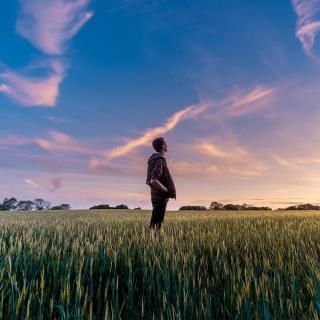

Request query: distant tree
[
  {"left": 51, "top": 203, "right": 71, "bottom": 210},
  {"left": 33, "top": 198, "right": 51, "bottom": 211},
  {"left": 114, "top": 204, "right": 129, "bottom": 209},
  {"left": 89, "top": 204, "right": 110, "bottom": 209},
  {"left": 60, "top": 203, "right": 71, "bottom": 210},
  {"left": 179, "top": 206, "right": 207, "bottom": 210},
  {"left": 134, "top": 207, "right": 142, "bottom": 210},
  {"left": 284, "top": 203, "right": 320, "bottom": 210},
  {"left": 245, "top": 206, "right": 272, "bottom": 211},
  {"left": 223, "top": 204, "right": 241, "bottom": 210},
  {"left": 209, "top": 201, "right": 224, "bottom": 210},
  {"left": 43, "top": 200, "right": 51, "bottom": 210},
  {"left": 16, "top": 200, "right": 34, "bottom": 211},
  {"left": 1, "top": 197, "right": 18, "bottom": 211}
]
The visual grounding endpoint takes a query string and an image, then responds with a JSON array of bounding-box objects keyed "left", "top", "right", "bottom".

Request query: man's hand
[{"left": 150, "top": 179, "right": 168, "bottom": 193}]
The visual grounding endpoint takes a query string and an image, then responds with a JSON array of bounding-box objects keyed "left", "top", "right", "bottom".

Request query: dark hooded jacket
[{"left": 146, "top": 153, "right": 176, "bottom": 198}]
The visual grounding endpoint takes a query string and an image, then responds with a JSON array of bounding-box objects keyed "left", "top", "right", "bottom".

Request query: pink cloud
[
  {"left": 24, "top": 179, "right": 39, "bottom": 188},
  {"left": 205, "top": 86, "right": 275, "bottom": 119},
  {"left": 89, "top": 158, "right": 145, "bottom": 175},
  {"left": 229, "top": 86, "right": 275, "bottom": 109},
  {"left": 105, "top": 101, "right": 209, "bottom": 160},
  {"left": 46, "top": 116, "right": 69, "bottom": 123},
  {"left": 0, "top": 61, "right": 65, "bottom": 107},
  {"left": 0, "top": 84, "right": 10, "bottom": 94},
  {"left": 0, "top": 135, "right": 33, "bottom": 147},
  {"left": 36, "top": 130, "right": 98, "bottom": 154},
  {"left": 195, "top": 140, "right": 267, "bottom": 178},
  {"left": 17, "top": 0, "right": 93, "bottom": 55},
  {"left": 102, "top": 86, "right": 273, "bottom": 161},
  {"left": 49, "top": 176, "right": 63, "bottom": 192},
  {"left": 198, "top": 142, "right": 249, "bottom": 159},
  {"left": 292, "top": 0, "right": 320, "bottom": 58}
]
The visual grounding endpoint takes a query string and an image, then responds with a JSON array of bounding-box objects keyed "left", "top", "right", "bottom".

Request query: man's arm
[
  {"left": 150, "top": 158, "right": 168, "bottom": 192},
  {"left": 150, "top": 179, "right": 168, "bottom": 192}
]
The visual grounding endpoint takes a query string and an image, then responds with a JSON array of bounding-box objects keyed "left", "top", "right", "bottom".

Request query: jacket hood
[{"left": 147, "top": 152, "right": 164, "bottom": 164}]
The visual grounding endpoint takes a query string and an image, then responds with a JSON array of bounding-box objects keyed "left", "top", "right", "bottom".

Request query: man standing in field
[{"left": 146, "top": 137, "right": 176, "bottom": 230}]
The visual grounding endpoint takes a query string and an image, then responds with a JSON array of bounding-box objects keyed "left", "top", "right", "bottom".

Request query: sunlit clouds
[
  {"left": 49, "top": 176, "right": 63, "bottom": 192},
  {"left": 0, "top": 0, "right": 92, "bottom": 107},
  {"left": 292, "top": 0, "right": 320, "bottom": 58},
  {"left": 198, "top": 142, "right": 249, "bottom": 159},
  {"left": 103, "top": 85, "right": 274, "bottom": 163},
  {"left": 195, "top": 141, "right": 266, "bottom": 178},
  {"left": 24, "top": 179, "right": 39, "bottom": 188},
  {"left": 17, "top": 0, "right": 93, "bottom": 55},
  {"left": 0, "top": 61, "right": 65, "bottom": 107},
  {"left": 36, "top": 130, "right": 98, "bottom": 154},
  {"left": 105, "top": 102, "right": 209, "bottom": 160},
  {"left": 204, "top": 86, "right": 275, "bottom": 119}
]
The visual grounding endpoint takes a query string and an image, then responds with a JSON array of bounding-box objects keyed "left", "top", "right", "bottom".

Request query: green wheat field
[{"left": 1, "top": 209, "right": 320, "bottom": 319}]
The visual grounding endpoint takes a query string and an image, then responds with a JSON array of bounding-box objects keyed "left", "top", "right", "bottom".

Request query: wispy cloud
[
  {"left": 89, "top": 158, "right": 145, "bottom": 175},
  {"left": 0, "top": 0, "right": 93, "bottom": 107},
  {"left": 205, "top": 86, "right": 275, "bottom": 119},
  {"left": 0, "top": 135, "right": 33, "bottom": 147},
  {"left": 198, "top": 142, "right": 249, "bottom": 159},
  {"left": 17, "top": 0, "right": 93, "bottom": 55},
  {"left": 24, "top": 179, "right": 39, "bottom": 188},
  {"left": 197, "top": 140, "right": 267, "bottom": 178},
  {"left": 102, "top": 86, "right": 274, "bottom": 161},
  {"left": 49, "top": 176, "right": 63, "bottom": 192},
  {"left": 271, "top": 152, "right": 320, "bottom": 173},
  {"left": 0, "top": 61, "right": 65, "bottom": 107},
  {"left": 0, "top": 84, "right": 10, "bottom": 94},
  {"left": 229, "top": 86, "right": 275, "bottom": 109},
  {"left": 292, "top": 0, "right": 320, "bottom": 58},
  {"left": 105, "top": 101, "right": 209, "bottom": 160},
  {"left": 36, "top": 130, "right": 98, "bottom": 154},
  {"left": 46, "top": 116, "right": 69, "bottom": 123}
]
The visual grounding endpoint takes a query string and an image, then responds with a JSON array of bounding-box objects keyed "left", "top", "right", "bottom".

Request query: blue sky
[{"left": 1, "top": 0, "right": 320, "bottom": 209}]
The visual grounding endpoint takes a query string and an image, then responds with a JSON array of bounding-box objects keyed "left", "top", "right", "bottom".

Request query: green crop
[{"left": 0, "top": 209, "right": 319, "bottom": 319}]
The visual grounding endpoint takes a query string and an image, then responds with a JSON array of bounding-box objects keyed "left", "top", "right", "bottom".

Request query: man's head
[{"left": 152, "top": 137, "right": 168, "bottom": 153}]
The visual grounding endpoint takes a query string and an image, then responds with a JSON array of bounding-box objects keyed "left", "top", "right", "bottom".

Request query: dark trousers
[{"left": 149, "top": 197, "right": 169, "bottom": 229}]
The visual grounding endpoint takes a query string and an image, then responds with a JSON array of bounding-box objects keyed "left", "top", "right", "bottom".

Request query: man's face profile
[{"left": 163, "top": 141, "right": 168, "bottom": 153}]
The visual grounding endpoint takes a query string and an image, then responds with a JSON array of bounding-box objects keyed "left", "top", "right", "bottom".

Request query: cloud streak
[
  {"left": 17, "top": 0, "right": 93, "bottom": 55},
  {"left": 198, "top": 142, "right": 249, "bottom": 159},
  {"left": 105, "top": 101, "right": 209, "bottom": 160},
  {"left": 197, "top": 140, "right": 266, "bottom": 178},
  {"left": 206, "top": 86, "right": 275, "bottom": 119},
  {"left": 0, "top": 135, "right": 33, "bottom": 147},
  {"left": 103, "top": 86, "right": 274, "bottom": 161},
  {"left": 36, "top": 130, "right": 98, "bottom": 154},
  {"left": 292, "top": 0, "right": 320, "bottom": 58},
  {"left": 24, "top": 179, "right": 39, "bottom": 188}
]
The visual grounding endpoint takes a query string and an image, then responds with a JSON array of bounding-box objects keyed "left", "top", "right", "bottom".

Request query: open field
[{"left": 1, "top": 209, "right": 320, "bottom": 319}]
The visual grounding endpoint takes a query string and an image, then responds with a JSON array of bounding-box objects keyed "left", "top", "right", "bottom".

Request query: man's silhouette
[{"left": 146, "top": 137, "right": 176, "bottom": 230}]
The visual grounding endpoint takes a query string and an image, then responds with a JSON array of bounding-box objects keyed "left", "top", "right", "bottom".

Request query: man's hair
[{"left": 152, "top": 137, "right": 165, "bottom": 152}]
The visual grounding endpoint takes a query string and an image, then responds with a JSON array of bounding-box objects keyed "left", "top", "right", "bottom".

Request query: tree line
[
  {"left": 0, "top": 198, "right": 137, "bottom": 212},
  {"left": 179, "top": 202, "right": 320, "bottom": 211},
  {"left": 1, "top": 197, "right": 319, "bottom": 212},
  {"left": 89, "top": 204, "right": 142, "bottom": 210},
  {"left": 179, "top": 201, "right": 272, "bottom": 211},
  {"left": 0, "top": 197, "right": 71, "bottom": 211}
]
